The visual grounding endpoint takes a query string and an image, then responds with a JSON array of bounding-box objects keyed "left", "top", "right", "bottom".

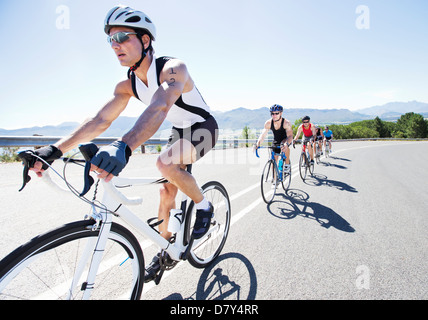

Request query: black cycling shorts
[
  {"left": 303, "top": 136, "right": 314, "bottom": 144},
  {"left": 167, "top": 116, "right": 219, "bottom": 160}
]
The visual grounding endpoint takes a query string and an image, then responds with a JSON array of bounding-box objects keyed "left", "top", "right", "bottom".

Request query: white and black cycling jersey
[{"left": 128, "top": 56, "right": 212, "bottom": 129}]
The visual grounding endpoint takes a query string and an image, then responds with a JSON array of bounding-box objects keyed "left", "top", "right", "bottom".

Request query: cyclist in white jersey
[{"left": 27, "top": 5, "right": 218, "bottom": 282}]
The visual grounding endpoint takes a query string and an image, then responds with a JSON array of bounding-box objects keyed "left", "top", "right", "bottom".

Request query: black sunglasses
[
  {"left": 271, "top": 112, "right": 280, "bottom": 116},
  {"left": 107, "top": 31, "right": 137, "bottom": 44}
]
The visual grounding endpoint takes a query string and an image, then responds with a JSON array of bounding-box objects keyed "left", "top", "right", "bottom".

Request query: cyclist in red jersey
[{"left": 293, "top": 115, "right": 316, "bottom": 164}]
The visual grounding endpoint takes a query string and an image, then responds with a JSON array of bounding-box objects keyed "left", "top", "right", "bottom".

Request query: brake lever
[
  {"left": 17, "top": 151, "right": 36, "bottom": 192},
  {"left": 78, "top": 143, "right": 99, "bottom": 197}
]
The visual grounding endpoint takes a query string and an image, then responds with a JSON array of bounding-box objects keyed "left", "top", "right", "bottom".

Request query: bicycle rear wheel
[
  {"left": 0, "top": 220, "right": 144, "bottom": 300},
  {"left": 185, "top": 181, "right": 231, "bottom": 268},
  {"left": 261, "top": 160, "right": 277, "bottom": 204},
  {"left": 299, "top": 153, "right": 308, "bottom": 180}
]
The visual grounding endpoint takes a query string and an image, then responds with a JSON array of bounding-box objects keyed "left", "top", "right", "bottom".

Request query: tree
[
  {"left": 241, "top": 125, "right": 255, "bottom": 147},
  {"left": 397, "top": 112, "right": 427, "bottom": 138},
  {"left": 374, "top": 116, "right": 388, "bottom": 137}
]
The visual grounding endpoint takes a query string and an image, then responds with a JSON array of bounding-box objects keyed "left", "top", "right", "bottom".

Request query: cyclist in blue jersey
[{"left": 323, "top": 126, "right": 333, "bottom": 151}]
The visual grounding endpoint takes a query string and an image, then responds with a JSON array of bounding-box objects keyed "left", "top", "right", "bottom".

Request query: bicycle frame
[
  {"left": 9, "top": 146, "right": 229, "bottom": 300},
  {"left": 256, "top": 146, "right": 288, "bottom": 181},
  {"left": 301, "top": 141, "right": 311, "bottom": 164},
  {"left": 46, "top": 172, "right": 211, "bottom": 299}
]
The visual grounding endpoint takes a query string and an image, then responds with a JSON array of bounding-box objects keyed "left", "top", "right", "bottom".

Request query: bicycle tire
[
  {"left": 0, "top": 220, "right": 144, "bottom": 300},
  {"left": 281, "top": 159, "right": 292, "bottom": 191},
  {"left": 299, "top": 153, "right": 308, "bottom": 180},
  {"left": 260, "top": 160, "right": 277, "bottom": 204},
  {"left": 184, "top": 181, "right": 231, "bottom": 269}
]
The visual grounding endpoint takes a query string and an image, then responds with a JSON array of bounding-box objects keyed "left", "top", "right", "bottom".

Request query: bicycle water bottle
[
  {"left": 278, "top": 157, "right": 283, "bottom": 180},
  {"left": 168, "top": 209, "right": 183, "bottom": 233}
]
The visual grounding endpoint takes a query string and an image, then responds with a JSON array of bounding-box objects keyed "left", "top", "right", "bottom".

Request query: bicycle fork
[{"left": 66, "top": 204, "right": 112, "bottom": 300}]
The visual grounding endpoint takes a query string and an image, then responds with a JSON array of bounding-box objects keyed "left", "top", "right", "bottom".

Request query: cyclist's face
[
  {"left": 109, "top": 27, "right": 144, "bottom": 67},
  {"left": 303, "top": 121, "right": 310, "bottom": 127},
  {"left": 271, "top": 112, "right": 281, "bottom": 119}
]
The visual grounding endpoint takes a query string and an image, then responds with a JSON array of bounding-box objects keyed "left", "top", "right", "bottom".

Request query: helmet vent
[
  {"left": 125, "top": 16, "right": 141, "bottom": 23},
  {"left": 145, "top": 17, "right": 152, "bottom": 23}
]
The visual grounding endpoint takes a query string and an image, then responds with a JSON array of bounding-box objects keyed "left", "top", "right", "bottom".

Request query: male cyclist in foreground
[
  {"left": 293, "top": 116, "right": 316, "bottom": 164},
  {"left": 25, "top": 5, "right": 218, "bottom": 282},
  {"left": 254, "top": 104, "right": 293, "bottom": 174},
  {"left": 323, "top": 126, "right": 333, "bottom": 151}
]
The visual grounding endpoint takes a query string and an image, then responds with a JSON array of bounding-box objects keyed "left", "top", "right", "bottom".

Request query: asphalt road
[{"left": 0, "top": 140, "right": 427, "bottom": 300}]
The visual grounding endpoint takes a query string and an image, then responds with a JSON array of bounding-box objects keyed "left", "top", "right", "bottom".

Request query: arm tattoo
[{"left": 169, "top": 68, "right": 176, "bottom": 86}]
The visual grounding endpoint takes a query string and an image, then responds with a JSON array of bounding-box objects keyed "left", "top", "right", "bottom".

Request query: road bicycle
[
  {"left": 0, "top": 143, "right": 231, "bottom": 300},
  {"left": 255, "top": 144, "right": 292, "bottom": 204},
  {"left": 296, "top": 140, "right": 314, "bottom": 181}
]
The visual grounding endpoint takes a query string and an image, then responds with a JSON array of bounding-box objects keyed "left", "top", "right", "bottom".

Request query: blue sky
[{"left": 0, "top": 0, "right": 427, "bottom": 129}]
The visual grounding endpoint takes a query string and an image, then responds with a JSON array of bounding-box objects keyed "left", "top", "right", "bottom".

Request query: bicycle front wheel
[
  {"left": 261, "top": 160, "right": 277, "bottom": 204},
  {"left": 299, "top": 153, "right": 308, "bottom": 180},
  {"left": 0, "top": 220, "right": 144, "bottom": 300},
  {"left": 185, "top": 181, "right": 231, "bottom": 268}
]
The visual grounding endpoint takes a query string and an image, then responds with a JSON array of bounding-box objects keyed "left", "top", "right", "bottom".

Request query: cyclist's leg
[
  {"left": 273, "top": 153, "right": 279, "bottom": 179},
  {"left": 145, "top": 140, "right": 201, "bottom": 282},
  {"left": 307, "top": 139, "right": 314, "bottom": 160},
  {"left": 157, "top": 139, "right": 203, "bottom": 231},
  {"left": 158, "top": 182, "right": 179, "bottom": 241},
  {"left": 284, "top": 145, "right": 291, "bottom": 165}
]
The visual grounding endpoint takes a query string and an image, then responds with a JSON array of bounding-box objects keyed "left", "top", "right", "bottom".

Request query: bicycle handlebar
[
  {"left": 18, "top": 143, "right": 98, "bottom": 197},
  {"left": 254, "top": 142, "right": 295, "bottom": 158}
]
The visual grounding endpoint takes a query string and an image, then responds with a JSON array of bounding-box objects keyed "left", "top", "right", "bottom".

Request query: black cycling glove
[
  {"left": 33, "top": 145, "right": 63, "bottom": 169},
  {"left": 90, "top": 141, "right": 132, "bottom": 176}
]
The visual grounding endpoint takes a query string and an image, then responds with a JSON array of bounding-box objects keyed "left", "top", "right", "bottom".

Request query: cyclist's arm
[
  {"left": 122, "top": 59, "right": 190, "bottom": 151},
  {"left": 283, "top": 119, "right": 293, "bottom": 146},
  {"left": 311, "top": 124, "right": 317, "bottom": 139},
  {"left": 255, "top": 120, "right": 271, "bottom": 148},
  {"left": 31, "top": 80, "right": 132, "bottom": 176},
  {"left": 55, "top": 80, "right": 132, "bottom": 153},
  {"left": 293, "top": 125, "right": 302, "bottom": 141}
]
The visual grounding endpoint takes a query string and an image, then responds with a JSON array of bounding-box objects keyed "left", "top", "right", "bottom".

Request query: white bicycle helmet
[
  {"left": 104, "top": 5, "right": 156, "bottom": 40},
  {"left": 105, "top": 5, "right": 156, "bottom": 72}
]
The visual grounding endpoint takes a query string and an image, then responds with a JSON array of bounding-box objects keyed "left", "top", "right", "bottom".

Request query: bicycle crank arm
[
  {"left": 154, "top": 268, "right": 165, "bottom": 285},
  {"left": 180, "top": 236, "right": 195, "bottom": 261}
]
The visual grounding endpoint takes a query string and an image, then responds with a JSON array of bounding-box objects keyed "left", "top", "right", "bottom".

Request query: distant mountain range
[{"left": 1, "top": 101, "right": 427, "bottom": 137}]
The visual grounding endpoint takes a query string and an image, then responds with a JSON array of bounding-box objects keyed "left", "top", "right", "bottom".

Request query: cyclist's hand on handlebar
[
  {"left": 252, "top": 143, "right": 258, "bottom": 153},
  {"left": 90, "top": 141, "right": 132, "bottom": 182},
  {"left": 29, "top": 145, "right": 63, "bottom": 177}
]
